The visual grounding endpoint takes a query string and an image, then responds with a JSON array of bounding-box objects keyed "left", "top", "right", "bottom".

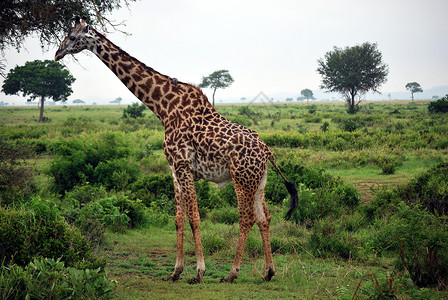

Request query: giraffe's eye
[{"left": 70, "top": 36, "right": 76, "bottom": 41}]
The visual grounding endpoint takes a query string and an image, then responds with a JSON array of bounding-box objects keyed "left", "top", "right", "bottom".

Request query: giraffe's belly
[{"left": 191, "top": 155, "right": 232, "bottom": 188}]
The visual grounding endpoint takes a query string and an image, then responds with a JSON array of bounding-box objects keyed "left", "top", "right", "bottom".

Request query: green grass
[
  {"left": 100, "top": 220, "right": 446, "bottom": 299},
  {"left": 2, "top": 100, "right": 448, "bottom": 298}
]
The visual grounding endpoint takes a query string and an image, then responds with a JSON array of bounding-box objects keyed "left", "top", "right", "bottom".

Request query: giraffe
[{"left": 55, "top": 17, "right": 298, "bottom": 283}]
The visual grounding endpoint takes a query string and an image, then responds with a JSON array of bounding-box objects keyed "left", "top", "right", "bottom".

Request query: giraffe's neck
[{"left": 90, "top": 29, "right": 215, "bottom": 127}]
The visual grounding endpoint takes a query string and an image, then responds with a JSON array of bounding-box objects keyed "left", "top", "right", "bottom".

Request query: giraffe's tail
[{"left": 269, "top": 156, "right": 299, "bottom": 220}]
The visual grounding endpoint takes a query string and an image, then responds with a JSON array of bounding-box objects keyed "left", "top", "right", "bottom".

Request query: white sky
[{"left": 1, "top": 0, "right": 448, "bottom": 104}]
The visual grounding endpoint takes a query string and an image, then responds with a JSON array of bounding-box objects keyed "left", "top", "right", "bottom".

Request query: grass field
[{"left": 1, "top": 100, "right": 447, "bottom": 299}]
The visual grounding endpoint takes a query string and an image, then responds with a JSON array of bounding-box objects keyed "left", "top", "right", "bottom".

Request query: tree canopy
[
  {"left": 405, "top": 82, "right": 423, "bottom": 101},
  {"left": 2, "top": 60, "right": 75, "bottom": 122},
  {"left": 199, "top": 70, "right": 234, "bottom": 106},
  {"left": 317, "top": 42, "right": 389, "bottom": 113},
  {"left": 300, "top": 89, "right": 315, "bottom": 102},
  {"left": 0, "top": 0, "right": 135, "bottom": 52}
]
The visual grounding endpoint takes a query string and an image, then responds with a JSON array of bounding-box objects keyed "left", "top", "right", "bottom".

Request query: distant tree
[
  {"left": 301, "top": 89, "right": 315, "bottom": 102},
  {"left": 405, "top": 82, "right": 423, "bottom": 101},
  {"left": 2, "top": 60, "right": 75, "bottom": 122},
  {"left": 317, "top": 42, "right": 389, "bottom": 114},
  {"left": 123, "top": 103, "right": 146, "bottom": 118},
  {"left": 73, "top": 99, "right": 85, "bottom": 105},
  {"left": 199, "top": 70, "right": 234, "bottom": 106},
  {"left": 110, "top": 97, "right": 122, "bottom": 105},
  {"left": 241, "top": 97, "right": 247, "bottom": 103},
  {"left": 285, "top": 98, "right": 293, "bottom": 102}
]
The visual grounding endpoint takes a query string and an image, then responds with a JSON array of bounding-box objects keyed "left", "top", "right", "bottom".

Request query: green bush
[
  {"left": 284, "top": 184, "right": 344, "bottom": 226},
  {"left": 0, "top": 139, "right": 36, "bottom": 206},
  {"left": 0, "top": 199, "right": 102, "bottom": 269},
  {"left": 428, "top": 95, "right": 448, "bottom": 113},
  {"left": 398, "top": 163, "right": 448, "bottom": 215},
  {"left": 112, "top": 194, "right": 149, "bottom": 229},
  {"left": 372, "top": 202, "right": 448, "bottom": 289},
  {"left": 210, "top": 206, "right": 239, "bottom": 225},
  {"left": 77, "top": 197, "right": 131, "bottom": 234},
  {"left": 308, "top": 218, "right": 358, "bottom": 259},
  {"left": 130, "top": 174, "right": 175, "bottom": 213},
  {"left": 47, "top": 131, "right": 139, "bottom": 194},
  {"left": 122, "top": 102, "right": 146, "bottom": 118},
  {"left": 0, "top": 258, "right": 114, "bottom": 299},
  {"left": 216, "top": 182, "right": 238, "bottom": 207}
]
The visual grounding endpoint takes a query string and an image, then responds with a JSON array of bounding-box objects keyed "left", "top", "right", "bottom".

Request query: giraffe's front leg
[
  {"left": 169, "top": 175, "right": 186, "bottom": 281},
  {"left": 173, "top": 166, "right": 206, "bottom": 284}
]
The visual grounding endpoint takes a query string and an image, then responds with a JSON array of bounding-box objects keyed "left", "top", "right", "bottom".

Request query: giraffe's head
[{"left": 55, "top": 16, "right": 94, "bottom": 61}]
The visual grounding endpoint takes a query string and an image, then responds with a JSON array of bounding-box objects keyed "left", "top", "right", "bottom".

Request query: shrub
[
  {"left": 308, "top": 218, "right": 358, "bottom": 259},
  {"left": 0, "top": 258, "right": 114, "bottom": 299},
  {"left": 130, "top": 174, "right": 175, "bottom": 210},
  {"left": 284, "top": 184, "right": 344, "bottom": 226},
  {"left": 428, "top": 94, "right": 448, "bottom": 113},
  {"left": 77, "top": 197, "right": 131, "bottom": 234},
  {"left": 0, "top": 199, "right": 102, "bottom": 269},
  {"left": 227, "top": 115, "right": 253, "bottom": 128},
  {"left": 373, "top": 202, "right": 448, "bottom": 289},
  {"left": 398, "top": 163, "right": 448, "bottom": 215},
  {"left": 63, "top": 184, "right": 108, "bottom": 208},
  {"left": 112, "top": 194, "right": 149, "bottom": 229},
  {"left": 0, "top": 139, "right": 35, "bottom": 206},
  {"left": 122, "top": 102, "right": 146, "bottom": 118},
  {"left": 47, "top": 132, "right": 139, "bottom": 194},
  {"left": 210, "top": 206, "right": 239, "bottom": 224},
  {"left": 217, "top": 182, "right": 238, "bottom": 207}
]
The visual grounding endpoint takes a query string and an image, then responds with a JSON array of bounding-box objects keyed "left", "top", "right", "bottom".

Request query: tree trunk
[
  {"left": 347, "top": 91, "right": 357, "bottom": 114},
  {"left": 38, "top": 95, "right": 45, "bottom": 123},
  {"left": 212, "top": 88, "right": 217, "bottom": 107}
]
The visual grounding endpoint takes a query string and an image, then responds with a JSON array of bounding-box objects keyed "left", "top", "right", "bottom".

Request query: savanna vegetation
[{"left": 1, "top": 99, "right": 447, "bottom": 299}]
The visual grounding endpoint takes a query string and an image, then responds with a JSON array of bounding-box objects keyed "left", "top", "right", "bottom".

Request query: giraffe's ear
[{"left": 74, "top": 16, "right": 81, "bottom": 25}]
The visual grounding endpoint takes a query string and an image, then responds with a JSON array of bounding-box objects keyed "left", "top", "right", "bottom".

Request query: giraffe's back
[{"left": 189, "top": 115, "right": 271, "bottom": 188}]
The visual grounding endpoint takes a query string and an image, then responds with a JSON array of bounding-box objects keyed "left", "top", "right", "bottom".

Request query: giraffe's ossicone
[{"left": 55, "top": 16, "right": 299, "bottom": 284}]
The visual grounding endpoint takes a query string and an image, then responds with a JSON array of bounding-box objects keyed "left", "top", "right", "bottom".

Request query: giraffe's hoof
[
  {"left": 165, "top": 275, "right": 181, "bottom": 282},
  {"left": 220, "top": 277, "right": 233, "bottom": 283},
  {"left": 187, "top": 277, "right": 203, "bottom": 284},
  {"left": 263, "top": 267, "right": 275, "bottom": 282}
]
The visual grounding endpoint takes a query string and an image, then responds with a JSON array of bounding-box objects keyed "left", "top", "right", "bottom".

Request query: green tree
[
  {"left": 199, "top": 70, "right": 234, "bottom": 106},
  {"left": 300, "top": 89, "right": 314, "bottom": 102},
  {"left": 0, "top": 0, "right": 136, "bottom": 53},
  {"left": 2, "top": 60, "right": 75, "bottom": 122},
  {"left": 317, "top": 42, "right": 389, "bottom": 114},
  {"left": 405, "top": 82, "right": 423, "bottom": 101}
]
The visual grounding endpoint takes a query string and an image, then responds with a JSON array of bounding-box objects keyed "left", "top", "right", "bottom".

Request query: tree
[
  {"left": 199, "top": 70, "right": 234, "bottom": 106},
  {"left": 0, "top": 0, "right": 136, "bottom": 53},
  {"left": 300, "top": 89, "right": 315, "bottom": 102},
  {"left": 405, "top": 82, "right": 423, "bottom": 101},
  {"left": 317, "top": 42, "right": 389, "bottom": 114},
  {"left": 2, "top": 60, "right": 75, "bottom": 122},
  {"left": 73, "top": 99, "right": 85, "bottom": 105},
  {"left": 110, "top": 97, "right": 122, "bottom": 105}
]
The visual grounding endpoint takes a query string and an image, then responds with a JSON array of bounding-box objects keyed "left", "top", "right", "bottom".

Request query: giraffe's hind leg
[
  {"left": 221, "top": 182, "right": 256, "bottom": 283},
  {"left": 254, "top": 172, "right": 275, "bottom": 281}
]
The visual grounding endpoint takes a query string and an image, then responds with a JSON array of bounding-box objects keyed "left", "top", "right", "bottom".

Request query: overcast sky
[{"left": 1, "top": 0, "right": 448, "bottom": 104}]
